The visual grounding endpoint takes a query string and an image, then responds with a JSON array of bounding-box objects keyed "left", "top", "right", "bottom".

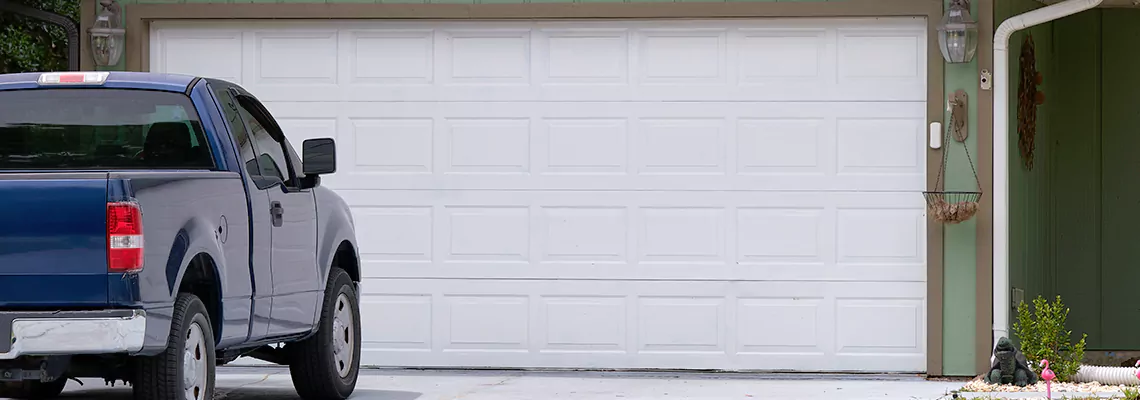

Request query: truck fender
[{"left": 166, "top": 219, "right": 229, "bottom": 336}]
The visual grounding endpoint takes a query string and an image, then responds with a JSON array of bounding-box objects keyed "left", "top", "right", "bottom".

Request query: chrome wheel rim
[
  {"left": 183, "top": 322, "right": 208, "bottom": 400},
  {"left": 331, "top": 293, "right": 355, "bottom": 378}
]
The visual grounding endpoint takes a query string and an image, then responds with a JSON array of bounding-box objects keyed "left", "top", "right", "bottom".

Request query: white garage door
[{"left": 152, "top": 17, "right": 929, "bottom": 373}]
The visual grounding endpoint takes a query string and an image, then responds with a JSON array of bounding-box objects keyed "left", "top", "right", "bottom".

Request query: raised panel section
[
  {"left": 836, "top": 208, "right": 923, "bottom": 264},
  {"left": 254, "top": 32, "right": 338, "bottom": 84},
  {"left": 638, "top": 119, "right": 725, "bottom": 175},
  {"left": 737, "top": 118, "right": 825, "bottom": 174},
  {"left": 361, "top": 295, "right": 432, "bottom": 351},
  {"left": 737, "top": 30, "right": 825, "bottom": 81},
  {"left": 838, "top": 30, "right": 922, "bottom": 80},
  {"left": 445, "top": 206, "right": 530, "bottom": 262},
  {"left": 352, "top": 118, "right": 434, "bottom": 173},
  {"left": 445, "top": 295, "right": 530, "bottom": 351},
  {"left": 639, "top": 297, "right": 724, "bottom": 353},
  {"left": 541, "top": 296, "right": 626, "bottom": 352},
  {"left": 737, "top": 208, "right": 824, "bottom": 265},
  {"left": 354, "top": 207, "right": 433, "bottom": 263},
  {"left": 541, "top": 118, "right": 628, "bottom": 175},
  {"left": 540, "top": 207, "right": 627, "bottom": 263},
  {"left": 737, "top": 297, "right": 824, "bottom": 354},
  {"left": 349, "top": 30, "right": 434, "bottom": 84},
  {"left": 639, "top": 30, "right": 726, "bottom": 83},
  {"left": 835, "top": 298, "right": 922, "bottom": 354},
  {"left": 156, "top": 31, "right": 242, "bottom": 83},
  {"left": 443, "top": 30, "right": 531, "bottom": 84},
  {"left": 836, "top": 118, "right": 923, "bottom": 175},
  {"left": 639, "top": 208, "right": 725, "bottom": 263},
  {"left": 445, "top": 118, "right": 531, "bottom": 174},
  {"left": 541, "top": 30, "right": 629, "bottom": 84}
]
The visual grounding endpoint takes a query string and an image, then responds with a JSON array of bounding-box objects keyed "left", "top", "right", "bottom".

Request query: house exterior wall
[
  {"left": 996, "top": 4, "right": 1140, "bottom": 352},
  {"left": 80, "top": 0, "right": 992, "bottom": 376}
]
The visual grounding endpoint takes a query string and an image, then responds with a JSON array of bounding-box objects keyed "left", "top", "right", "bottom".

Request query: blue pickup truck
[{"left": 0, "top": 71, "right": 362, "bottom": 400}]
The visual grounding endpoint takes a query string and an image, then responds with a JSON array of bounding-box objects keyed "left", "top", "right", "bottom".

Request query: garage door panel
[
  {"left": 263, "top": 101, "right": 925, "bottom": 192},
  {"left": 359, "top": 279, "right": 924, "bottom": 371},
  {"left": 155, "top": 19, "right": 924, "bottom": 103},
  {"left": 343, "top": 190, "right": 924, "bottom": 282},
  {"left": 153, "top": 17, "right": 928, "bottom": 372}
]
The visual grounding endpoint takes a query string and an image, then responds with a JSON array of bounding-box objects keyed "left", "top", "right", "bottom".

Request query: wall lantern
[
  {"left": 89, "top": 0, "right": 125, "bottom": 67},
  {"left": 938, "top": 0, "right": 979, "bottom": 64}
]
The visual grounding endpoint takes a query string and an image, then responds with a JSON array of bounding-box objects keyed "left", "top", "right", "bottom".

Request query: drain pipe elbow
[{"left": 992, "top": 0, "right": 1101, "bottom": 351}]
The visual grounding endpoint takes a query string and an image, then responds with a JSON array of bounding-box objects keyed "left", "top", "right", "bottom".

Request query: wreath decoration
[{"left": 1017, "top": 34, "right": 1045, "bottom": 170}]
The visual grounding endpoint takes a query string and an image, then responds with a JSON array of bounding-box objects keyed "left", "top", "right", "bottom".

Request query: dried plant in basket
[
  {"left": 925, "top": 92, "right": 983, "bottom": 224},
  {"left": 926, "top": 192, "right": 981, "bottom": 224}
]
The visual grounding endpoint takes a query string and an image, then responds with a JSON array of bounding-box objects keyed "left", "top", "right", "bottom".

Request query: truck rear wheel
[
  {"left": 132, "top": 293, "right": 216, "bottom": 400},
  {"left": 0, "top": 378, "right": 67, "bottom": 399},
  {"left": 288, "top": 268, "right": 360, "bottom": 400}
]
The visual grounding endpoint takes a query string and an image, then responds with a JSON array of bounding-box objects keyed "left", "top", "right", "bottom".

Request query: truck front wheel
[
  {"left": 132, "top": 293, "right": 216, "bottom": 400},
  {"left": 288, "top": 268, "right": 361, "bottom": 400}
]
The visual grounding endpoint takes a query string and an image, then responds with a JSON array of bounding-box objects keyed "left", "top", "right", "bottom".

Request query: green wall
[
  {"left": 1000, "top": 4, "right": 1140, "bottom": 351},
  {"left": 109, "top": 0, "right": 986, "bottom": 375},
  {"left": 941, "top": 0, "right": 979, "bottom": 377},
  {"left": 997, "top": 0, "right": 1053, "bottom": 338}
]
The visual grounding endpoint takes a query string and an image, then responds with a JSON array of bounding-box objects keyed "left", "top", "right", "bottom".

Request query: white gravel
[{"left": 960, "top": 378, "right": 1138, "bottom": 394}]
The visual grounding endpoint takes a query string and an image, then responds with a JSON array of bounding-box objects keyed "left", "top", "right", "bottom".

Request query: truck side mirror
[{"left": 302, "top": 138, "right": 336, "bottom": 176}]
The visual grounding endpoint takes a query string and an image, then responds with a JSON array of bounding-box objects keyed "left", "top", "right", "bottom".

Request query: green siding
[
  {"left": 996, "top": 0, "right": 1053, "bottom": 348},
  {"left": 996, "top": 5, "right": 1140, "bottom": 351},
  {"left": 941, "top": 0, "right": 979, "bottom": 377}
]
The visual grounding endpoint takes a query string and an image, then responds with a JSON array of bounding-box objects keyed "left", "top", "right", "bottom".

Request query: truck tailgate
[{"left": 0, "top": 173, "right": 111, "bottom": 307}]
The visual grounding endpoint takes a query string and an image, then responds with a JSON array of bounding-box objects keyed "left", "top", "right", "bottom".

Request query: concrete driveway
[{"left": 27, "top": 367, "right": 966, "bottom": 400}]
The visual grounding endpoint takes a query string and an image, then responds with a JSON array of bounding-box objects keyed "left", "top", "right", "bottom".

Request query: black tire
[
  {"left": 132, "top": 293, "right": 216, "bottom": 400},
  {"left": 0, "top": 378, "right": 67, "bottom": 399},
  {"left": 288, "top": 268, "right": 361, "bottom": 400}
]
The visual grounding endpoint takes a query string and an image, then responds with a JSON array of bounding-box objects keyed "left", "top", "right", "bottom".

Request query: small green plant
[
  {"left": 1122, "top": 387, "right": 1140, "bottom": 400},
  {"left": 1012, "top": 295, "right": 1088, "bottom": 382}
]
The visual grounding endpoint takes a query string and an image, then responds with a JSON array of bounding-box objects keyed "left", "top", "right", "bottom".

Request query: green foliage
[
  {"left": 1122, "top": 387, "right": 1140, "bottom": 400},
  {"left": 1013, "top": 295, "right": 1088, "bottom": 382},
  {"left": 0, "top": 0, "right": 81, "bottom": 74}
]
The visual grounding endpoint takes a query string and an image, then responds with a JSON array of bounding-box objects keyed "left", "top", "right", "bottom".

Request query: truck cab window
[
  {"left": 235, "top": 101, "right": 292, "bottom": 186},
  {"left": 210, "top": 85, "right": 261, "bottom": 179},
  {"left": 0, "top": 89, "right": 214, "bottom": 170}
]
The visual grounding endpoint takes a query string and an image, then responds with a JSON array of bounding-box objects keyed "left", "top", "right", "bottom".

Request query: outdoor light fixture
[
  {"left": 89, "top": 0, "right": 125, "bottom": 67},
  {"left": 938, "top": 0, "right": 979, "bottom": 64}
]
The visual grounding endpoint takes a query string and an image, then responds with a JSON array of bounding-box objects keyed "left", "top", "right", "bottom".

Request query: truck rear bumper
[{"left": 0, "top": 310, "right": 146, "bottom": 360}]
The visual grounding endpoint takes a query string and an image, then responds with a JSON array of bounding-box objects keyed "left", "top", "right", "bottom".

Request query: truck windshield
[{"left": 0, "top": 88, "right": 214, "bottom": 170}]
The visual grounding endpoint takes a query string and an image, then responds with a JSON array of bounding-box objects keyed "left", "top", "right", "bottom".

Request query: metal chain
[{"left": 932, "top": 99, "right": 983, "bottom": 193}]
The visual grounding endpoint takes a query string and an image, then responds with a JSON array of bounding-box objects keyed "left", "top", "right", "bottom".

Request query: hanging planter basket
[{"left": 925, "top": 90, "right": 983, "bottom": 224}]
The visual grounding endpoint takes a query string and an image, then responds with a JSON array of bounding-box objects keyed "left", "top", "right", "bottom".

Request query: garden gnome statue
[{"left": 984, "top": 337, "right": 1038, "bottom": 386}]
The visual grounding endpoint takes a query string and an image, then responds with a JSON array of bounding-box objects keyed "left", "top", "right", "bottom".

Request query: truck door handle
[{"left": 270, "top": 201, "right": 283, "bottom": 227}]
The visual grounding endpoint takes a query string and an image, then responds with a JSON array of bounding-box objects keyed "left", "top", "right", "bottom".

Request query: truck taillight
[{"left": 107, "top": 201, "right": 144, "bottom": 273}]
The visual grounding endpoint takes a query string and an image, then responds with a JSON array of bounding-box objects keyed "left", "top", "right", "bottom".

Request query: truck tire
[
  {"left": 288, "top": 268, "right": 361, "bottom": 400},
  {"left": 0, "top": 379, "right": 67, "bottom": 399},
  {"left": 132, "top": 293, "right": 216, "bottom": 400}
]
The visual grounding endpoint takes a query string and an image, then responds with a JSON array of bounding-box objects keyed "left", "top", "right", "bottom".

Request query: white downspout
[{"left": 992, "top": 0, "right": 1102, "bottom": 350}]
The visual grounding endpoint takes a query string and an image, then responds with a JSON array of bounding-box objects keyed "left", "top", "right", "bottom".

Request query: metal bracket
[{"left": 950, "top": 90, "right": 969, "bottom": 142}]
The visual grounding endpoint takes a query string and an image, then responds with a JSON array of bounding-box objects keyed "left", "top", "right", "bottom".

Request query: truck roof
[{"left": 0, "top": 71, "right": 201, "bottom": 92}]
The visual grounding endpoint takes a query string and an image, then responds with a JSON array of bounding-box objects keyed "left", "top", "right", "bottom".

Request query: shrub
[{"left": 1012, "top": 295, "right": 1087, "bottom": 382}]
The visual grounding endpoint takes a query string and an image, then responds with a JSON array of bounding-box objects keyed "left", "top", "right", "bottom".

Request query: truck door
[
  {"left": 232, "top": 94, "right": 321, "bottom": 337},
  {"left": 209, "top": 82, "right": 275, "bottom": 344}
]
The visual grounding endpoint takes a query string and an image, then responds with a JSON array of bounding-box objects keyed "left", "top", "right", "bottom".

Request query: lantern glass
[
  {"left": 938, "top": 1, "right": 978, "bottom": 64},
  {"left": 89, "top": 1, "right": 125, "bottom": 67}
]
